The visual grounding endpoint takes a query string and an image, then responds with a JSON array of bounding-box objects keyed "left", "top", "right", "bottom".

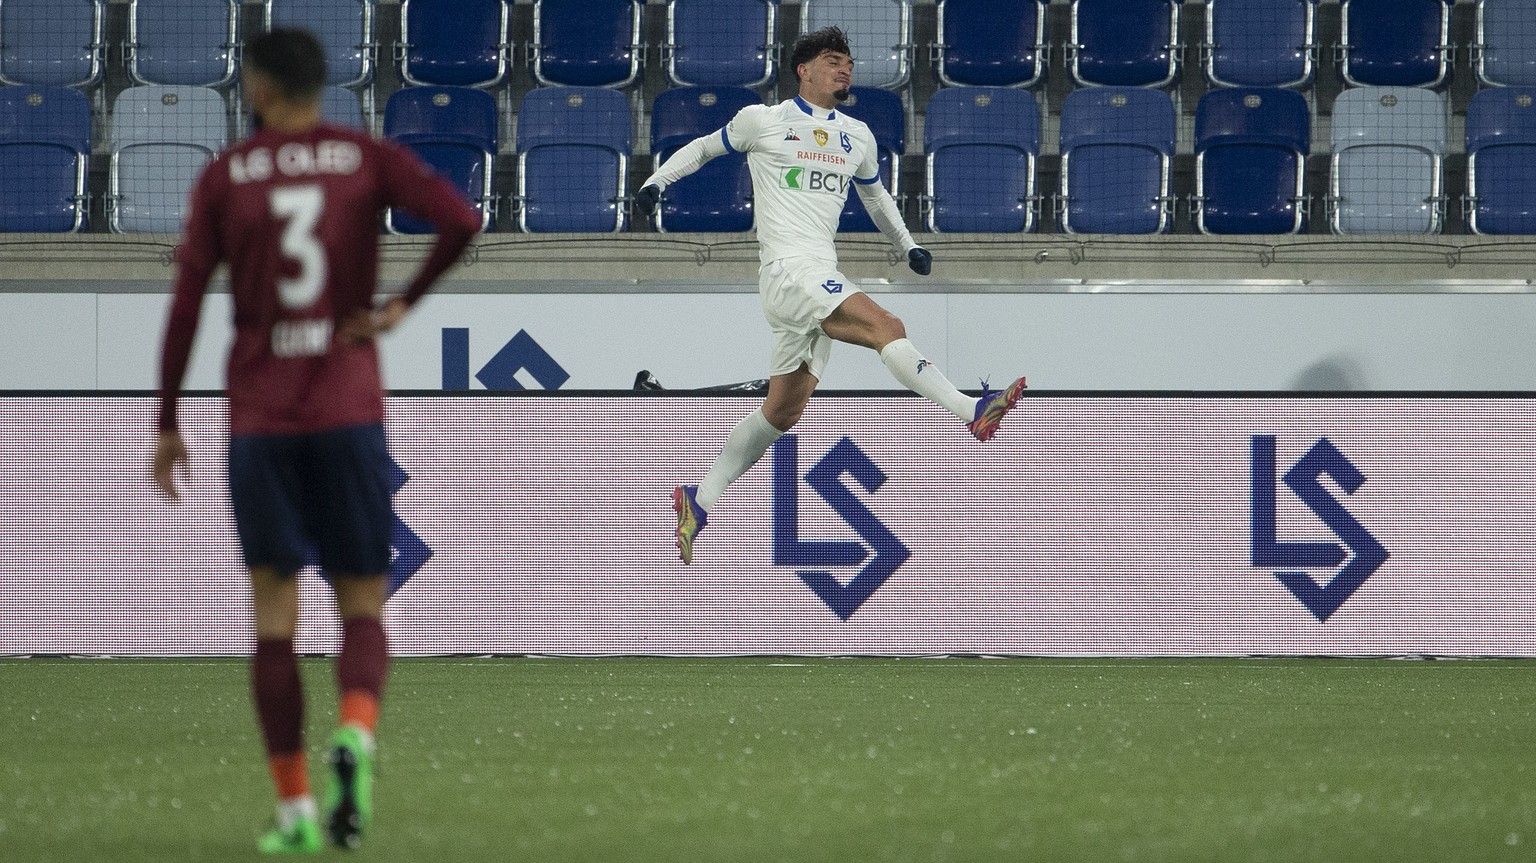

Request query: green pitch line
[{"left": 1, "top": 658, "right": 1533, "bottom": 862}]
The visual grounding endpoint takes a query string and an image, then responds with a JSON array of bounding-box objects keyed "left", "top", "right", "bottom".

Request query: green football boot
[
  {"left": 256, "top": 815, "right": 323, "bottom": 854},
  {"left": 322, "top": 726, "right": 375, "bottom": 849}
]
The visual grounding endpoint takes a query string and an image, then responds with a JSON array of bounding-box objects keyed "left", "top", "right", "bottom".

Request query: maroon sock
[
  {"left": 253, "top": 638, "right": 304, "bottom": 756},
  {"left": 338, "top": 617, "right": 389, "bottom": 704}
]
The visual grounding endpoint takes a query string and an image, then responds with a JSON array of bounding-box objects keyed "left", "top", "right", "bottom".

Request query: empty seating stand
[
  {"left": 923, "top": 86, "right": 1041, "bottom": 233},
  {"left": 109, "top": 85, "right": 228, "bottom": 233},
  {"left": 126, "top": 0, "right": 239, "bottom": 89},
  {"left": 1329, "top": 86, "right": 1447, "bottom": 235},
  {"left": 532, "top": 0, "right": 643, "bottom": 89},
  {"left": 650, "top": 85, "right": 759, "bottom": 233},
  {"left": 666, "top": 0, "right": 778, "bottom": 89},
  {"left": 515, "top": 87, "right": 631, "bottom": 233},
  {"left": 399, "top": 0, "right": 508, "bottom": 88},
  {"left": 1337, "top": 0, "right": 1454, "bottom": 89},
  {"left": 266, "top": 0, "right": 376, "bottom": 89},
  {"left": 934, "top": 0, "right": 1047, "bottom": 88},
  {"left": 1204, "top": 0, "right": 1318, "bottom": 89},
  {"left": 1465, "top": 87, "right": 1536, "bottom": 235},
  {"left": 0, "top": 0, "right": 104, "bottom": 88},
  {"left": 0, "top": 85, "right": 90, "bottom": 232},
  {"left": 1058, "top": 87, "right": 1176, "bottom": 234},
  {"left": 319, "top": 85, "right": 367, "bottom": 129},
  {"left": 800, "top": 0, "right": 912, "bottom": 91},
  {"left": 1475, "top": 0, "right": 1536, "bottom": 88},
  {"left": 1194, "top": 87, "right": 1310, "bottom": 234},
  {"left": 836, "top": 86, "right": 905, "bottom": 232},
  {"left": 383, "top": 86, "right": 497, "bottom": 233},
  {"left": 1070, "top": 0, "right": 1184, "bottom": 88}
]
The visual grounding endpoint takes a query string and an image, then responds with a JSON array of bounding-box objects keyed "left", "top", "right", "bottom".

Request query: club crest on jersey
[
  {"left": 840, "top": 132, "right": 852, "bottom": 153},
  {"left": 784, "top": 128, "right": 800, "bottom": 141},
  {"left": 813, "top": 129, "right": 829, "bottom": 147}
]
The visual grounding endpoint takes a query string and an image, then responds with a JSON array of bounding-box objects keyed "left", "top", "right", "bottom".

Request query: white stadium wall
[{"left": 3, "top": 394, "right": 1536, "bottom": 657}]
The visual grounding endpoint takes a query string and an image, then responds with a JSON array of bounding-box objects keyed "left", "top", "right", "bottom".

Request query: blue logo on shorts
[{"left": 821, "top": 279, "right": 843, "bottom": 294}]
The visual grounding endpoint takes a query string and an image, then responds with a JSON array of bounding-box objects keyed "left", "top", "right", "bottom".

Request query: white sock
[
  {"left": 697, "top": 408, "right": 784, "bottom": 510},
  {"left": 879, "top": 338, "right": 977, "bottom": 421},
  {"left": 277, "top": 796, "right": 318, "bottom": 831}
]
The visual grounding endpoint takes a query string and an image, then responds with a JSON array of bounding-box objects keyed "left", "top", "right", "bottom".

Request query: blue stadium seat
[
  {"left": 836, "top": 86, "right": 905, "bottom": 233},
  {"left": 934, "top": 0, "right": 1047, "bottom": 88},
  {"left": 801, "top": 0, "right": 911, "bottom": 91},
  {"left": 383, "top": 86, "right": 497, "bottom": 234},
  {"left": 1475, "top": 0, "right": 1536, "bottom": 88},
  {"left": 0, "top": 0, "right": 104, "bottom": 88},
  {"left": 650, "top": 86, "right": 759, "bottom": 233},
  {"left": 319, "top": 84, "right": 367, "bottom": 129},
  {"left": 126, "top": 0, "right": 239, "bottom": 89},
  {"left": 1193, "top": 88, "right": 1310, "bottom": 234},
  {"left": 532, "top": 0, "right": 642, "bottom": 89},
  {"left": 399, "top": 0, "right": 508, "bottom": 88},
  {"left": 1465, "top": 88, "right": 1536, "bottom": 235},
  {"left": 1329, "top": 87, "right": 1447, "bottom": 235},
  {"left": 1337, "top": 0, "right": 1454, "bottom": 89},
  {"left": 0, "top": 86, "right": 90, "bottom": 232},
  {"left": 923, "top": 87, "right": 1040, "bottom": 233},
  {"left": 109, "top": 85, "right": 227, "bottom": 233},
  {"left": 1058, "top": 87, "right": 1175, "bottom": 235},
  {"left": 515, "top": 87, "right": 631, "bottom": 233},
  {"left": 267, "top": 0, "right": 375, "bottom": 89},
  {"left": 1204, "top": 0, "right": 1318, "bottom": 88},
  {"left": 1070, "top": 0, "right": 1184, "bottom": 88},
  {"left": 666, "top": 0, "right": 778, "bottom": 89}
]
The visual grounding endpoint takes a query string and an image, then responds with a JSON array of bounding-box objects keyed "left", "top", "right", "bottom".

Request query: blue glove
[
  {"left": 908, "top": 246, "right": 932, "bottom": 276},
  {"left": 635, "top": 184, "right": 662, "bottom": 216}
]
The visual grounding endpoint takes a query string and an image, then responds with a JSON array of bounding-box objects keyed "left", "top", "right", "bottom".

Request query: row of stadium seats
[
  {"left": 4, "top": 1, "right": 1534, "bottom": 94},
  {"left": 6, "top": 81, "right": 1535, "bottom": 236}
]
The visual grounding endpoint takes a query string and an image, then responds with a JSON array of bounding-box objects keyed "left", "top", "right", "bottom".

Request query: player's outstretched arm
[
  {"left": 854, "top": 179, "right": 930, "bottom": 275},
  {"left": 635, "top": 132, "right": 731, "bottom": 216}
]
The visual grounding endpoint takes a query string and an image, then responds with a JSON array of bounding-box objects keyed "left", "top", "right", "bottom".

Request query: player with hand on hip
[
  {"left": 636, "top": 26, "right": 1027, "bottom": 565},
  {"left": 150, "top": 28, "right": 481, "bottom": 853}
]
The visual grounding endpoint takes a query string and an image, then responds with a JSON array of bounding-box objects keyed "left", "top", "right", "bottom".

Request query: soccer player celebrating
[
  {"left": 150, "top": 29, "right": 480, "bottom": 853},
  {"left": 639, "top": 26, "right": 1028, "bottom": 565}
]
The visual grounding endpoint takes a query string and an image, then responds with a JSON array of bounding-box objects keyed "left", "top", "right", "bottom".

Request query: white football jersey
[{"left": 723, "top": 97, "right": 885, "bottom": 264}]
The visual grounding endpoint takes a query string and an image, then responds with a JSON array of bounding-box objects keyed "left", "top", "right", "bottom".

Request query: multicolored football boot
[
  {"left": 672, "top": 484, "right": 708, "bottom": 565},
  {"left": 967, "top": 376, "right": 1028, "bottom": 442}
]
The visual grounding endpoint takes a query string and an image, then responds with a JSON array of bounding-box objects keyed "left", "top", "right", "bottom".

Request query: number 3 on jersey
[{"left": 269, "top": 185, "right": 333, "bottom": 358}]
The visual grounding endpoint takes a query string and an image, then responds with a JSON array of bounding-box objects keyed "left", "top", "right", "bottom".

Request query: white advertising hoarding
[{"left": 2, "top": 394, "right": 1534, "bottom": 657}]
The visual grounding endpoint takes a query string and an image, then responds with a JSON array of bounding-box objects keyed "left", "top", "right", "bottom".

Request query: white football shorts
[{"left": 758, "top": 256, "right": 862, "bottom": 379}]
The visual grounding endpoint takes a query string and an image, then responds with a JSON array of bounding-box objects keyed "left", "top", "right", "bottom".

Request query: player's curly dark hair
[
  {"left": 245, "top": 28, "right": 327, "bottom": 101},
  {"left": 789, "top": 26, "right": 853, "bottom": 79}
]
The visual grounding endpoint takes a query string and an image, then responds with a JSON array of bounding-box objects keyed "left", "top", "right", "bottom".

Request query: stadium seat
[
  {"left": 126, "top": 0, "right": 239, "bottom": 89},
  {"left": 666, "top": 0, "right": 778, "bottom": 89},
  {"left": 800, "top": 0, "right": 911, "bottom": 91},
  {"left": 1204, "top": 0, "right": 1318, "bottom": 89},
  {"left": 383, "top": 86, "right": 496, "bottom": 234},
  {"left": 399, "top": 0, "right": 508, "bottom": 88},
  {"left": 933, "top": 0, "right": 1047, "bottom": 88},
  {"left": 1328, "top": 87, "right": 1447, "bottom": 235},
  {"left": 532, "top": 0, "right": 643, "bottom": 89},
  {"left": 266, "top": 0, "right": 375, "bottom": 89},
  {"left": 0, "top": 0, "right": 104, "bottom": 88},
  {"left": 836, "top": 86, "right": 905, "bottom": 233},
  {"left": 1069, "top": 0, "right": 1184, "bottom": 88},
  {"left": 514, "top": 87, "right": 631, "bottom": 233},
  {"left": 922, "top": 87, "right": 1040, "bottom": 233},
  {"left": 319, "top": 85, "right": 367, "bottom": 129},
  {"left": 1337, "top": 0, "right": 1454, "bottom": 89},
  {"left": 1475, "top": 0, "right": 1536, "bottom": 88},
  {"left": 1058, "top": 87, "right": 1175, "bottom": 235},
  {"left": 109, "top": 85, "right": 227, "bottom": 233},
  {"left": 0, "top": 86, "right": 90, "bottom": 232},
  {"left": 1193, "top": 87, "right": 1310, "bottom": 234},
  {"left": 1465, "top": 88, "right": 1536, "bottom": 235},
  {"left": 650, "top": 86, "right": 759, "bottom": 233}
]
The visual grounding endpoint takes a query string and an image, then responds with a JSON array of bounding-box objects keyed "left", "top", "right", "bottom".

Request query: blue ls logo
[
  {"left": 1251, "top": 436, "right": 1388, "bottom": 622},
  {"left": 772, "top": 436, "right": 910, "bottom": 620}
]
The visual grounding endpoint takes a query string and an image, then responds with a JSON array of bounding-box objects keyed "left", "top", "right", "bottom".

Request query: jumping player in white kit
[{"left": 636, "top": 26, "right": 1027, "bottom": 565}]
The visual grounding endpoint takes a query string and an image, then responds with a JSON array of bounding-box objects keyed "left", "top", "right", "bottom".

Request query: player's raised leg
[
  {"left": 250, "top": 566, "right": 323, "bottom": 854},
  {"left": 324, "top": 575, "right": 388, "bottom": 849}
]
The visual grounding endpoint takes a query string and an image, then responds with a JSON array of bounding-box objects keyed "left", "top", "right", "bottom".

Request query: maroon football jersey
[{"left": 157, "top": 123, "right": 480, "bottom": 436}]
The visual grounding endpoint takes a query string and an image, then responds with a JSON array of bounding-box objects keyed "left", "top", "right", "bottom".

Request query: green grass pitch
[{"left": 2, "top": 657, "right": 1533, "bottom": 862}]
